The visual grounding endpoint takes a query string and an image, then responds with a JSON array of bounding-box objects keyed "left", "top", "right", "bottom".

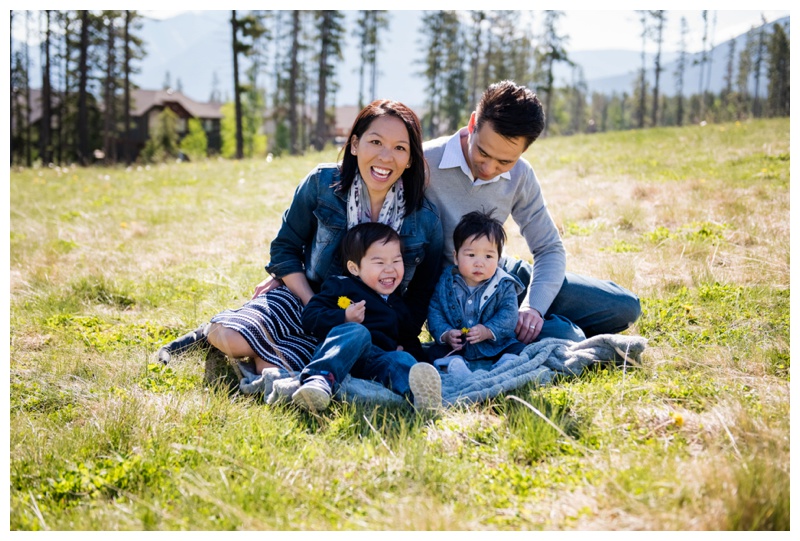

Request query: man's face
[{"left": 465, "top": 115, "right": 528, "bottom": 181}]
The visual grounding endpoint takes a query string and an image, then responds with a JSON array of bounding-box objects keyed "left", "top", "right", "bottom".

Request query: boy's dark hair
[
  {"left": 453, "top": 209, "right": 506, "bottom": 254},
  {"left": 475, "top": 80, "right": 545, "bottom": 150},
  {"left": 341, "top": 222, "right": 402, "bottom": 275}
]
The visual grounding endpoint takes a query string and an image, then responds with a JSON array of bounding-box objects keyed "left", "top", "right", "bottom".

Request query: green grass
[{"left": 8, "top": 118, "right": 790, "bottom": 530}]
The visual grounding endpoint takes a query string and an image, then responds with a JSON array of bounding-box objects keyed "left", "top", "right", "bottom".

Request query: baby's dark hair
[
  {"left": 341, "top": 222, "right": 402, "bottom": 275},
  {"left": 453, "top": 209, "right": 506, "bottom": 254}
]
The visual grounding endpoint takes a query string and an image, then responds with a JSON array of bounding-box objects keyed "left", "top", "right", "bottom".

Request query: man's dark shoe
[{"left": 155, "top": 323, "right": 210, "bottom": 365}]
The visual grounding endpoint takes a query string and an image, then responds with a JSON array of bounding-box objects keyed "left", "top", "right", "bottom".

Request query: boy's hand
[
  {"left": 345, "top": 300, "right": 366, "bottom": 323},
  {"left": 443, "top": 329, "right": 464, "bottom": 351},
  {"left": 465, "top": 324, "right": 492, "bottom": 344}
]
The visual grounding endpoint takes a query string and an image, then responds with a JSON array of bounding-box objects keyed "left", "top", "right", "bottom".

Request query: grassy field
[{"left": 8, "top": 118, "right": 790, "bottom": 530}]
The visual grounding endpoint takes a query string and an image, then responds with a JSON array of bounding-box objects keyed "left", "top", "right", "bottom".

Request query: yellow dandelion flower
[
  {"left": 671, "top": 412, "right": 684, "bottom": 427},
  {"left": 337, "top": 296, "right": 352, "bottom": 309},
  {"left": 461, "top": 327, "right": 470, "bottom": 334}
]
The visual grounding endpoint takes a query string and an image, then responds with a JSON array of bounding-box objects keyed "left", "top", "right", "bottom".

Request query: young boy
[
  {"left": 427, "top": 210, "right": 526, "bottom": 370},
  {"left": 292, "top": 222, "right": 442, "bottom": 413}
]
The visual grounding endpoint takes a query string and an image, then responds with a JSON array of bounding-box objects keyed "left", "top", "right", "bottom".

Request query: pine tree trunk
[
  {"left": 288, "top": 11, "right": 300, "bottom": 155},
  {"left": 123, "top": 11, "right": 131, "bottom": 164},
  {"left": 103, "top": 15, "right": 116, "bottom": 164},
  {"left": 25, "top": 12, "right": 32, "bottom": 167},
  {"left": 357, "top": 11, "right": 367, "bottom": 109},
  {"left": 369, "top": 11, "right": 377, "bottom": 102},
  {"left": 651, "top": 14, "right": 663, "bottom": 127},
  {"left": 315, "top": 12, "right": 330, "bottom": 152},
  {"left": 41, "top": 10, "right": 52, "bottom": 164},
  {"left": 753, "top": 24, "right": 766, "bottom": 118},
  {"left": 77, "top": 10, "right": 90, "bottom": 165},
  {"left": 10, "top": 10, "right": 14, "bottom": 166},
  {"left": 231, "top": 11, "right": 243, "bottom": 160}
]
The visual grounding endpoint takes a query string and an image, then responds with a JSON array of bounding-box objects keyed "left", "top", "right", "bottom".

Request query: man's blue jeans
[
  {"left": 503, "top": 258, "right": 642, "bottom": 340},
  {"left": 299, "top": 322, "right": 416, "bottom": 398}
]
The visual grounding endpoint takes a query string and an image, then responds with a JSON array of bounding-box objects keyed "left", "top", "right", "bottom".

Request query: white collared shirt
[{"left": 437, "top": 129, "right": 511, "bottom": 186}]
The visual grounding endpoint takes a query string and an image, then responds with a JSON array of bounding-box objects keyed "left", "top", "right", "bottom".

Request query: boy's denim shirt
[
  {"left": 266, "top": 164, "right": 444, "bottom": 331},
  {"left": 427, "top": 264, "right": 524, "bottom": 361}
]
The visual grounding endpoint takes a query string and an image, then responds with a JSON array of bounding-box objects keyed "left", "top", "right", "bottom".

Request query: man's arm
[
  {"left": 510, "top": 163, "right": 566, "bottom": 343},
  {"left": 512, "top": 167, "right": 566, "bottom": 312}
]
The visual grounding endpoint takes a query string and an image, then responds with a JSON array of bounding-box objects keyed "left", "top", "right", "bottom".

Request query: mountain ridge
[{"left": 14, "top": 12, "right": 789, "bottom": 106}]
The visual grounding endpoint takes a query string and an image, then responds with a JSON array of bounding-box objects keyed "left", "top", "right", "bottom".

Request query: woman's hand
[
  {"left": 465, "top": 324, "right": 493, "bottom": 344},
  {"left": 345, "top": 300, "right": 366, "bottom": 323},
  {"left": 252, "top": 276, "right": 282, "bottom": 299}
]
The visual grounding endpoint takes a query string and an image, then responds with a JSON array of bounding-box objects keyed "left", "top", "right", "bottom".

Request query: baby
[{"left": 427, "top": 210, "right": 525, "bottom": 372}]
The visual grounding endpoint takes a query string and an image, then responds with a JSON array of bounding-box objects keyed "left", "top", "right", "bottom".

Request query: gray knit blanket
[{"left": 235, "top": 334, "right": 647, "bottom": 407}]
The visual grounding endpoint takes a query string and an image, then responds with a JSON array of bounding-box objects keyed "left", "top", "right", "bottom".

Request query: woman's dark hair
[
  {"left": 475, "top": 80, "right": 545, "bottom": 150},
  {"left": 453, "top": 209, "right": 506, "bottom": 254},
  {"left": 341, "top": 222, "right": 402, "bottom": 275},
  {"left": 338, "top": 99, "right": 428, "bottom": 216}
]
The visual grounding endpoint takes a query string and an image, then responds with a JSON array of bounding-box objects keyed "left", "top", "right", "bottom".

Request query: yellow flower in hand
[
  {"left": 337, "top": 296, "right": 352, "bottom": 309},
  {"left": 461, "top": 327, "right": 470, "bottom": 334}
]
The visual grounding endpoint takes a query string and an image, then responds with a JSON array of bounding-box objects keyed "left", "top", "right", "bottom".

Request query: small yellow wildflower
[
  {"left": 461, "top": 327, "right": 470, "bottom": 334},
  {"left": 671, "top": 412, "right": 684, "bottom": 427},
  {"left": 337, "top": 296, "right": 352, "bottom": 309}
]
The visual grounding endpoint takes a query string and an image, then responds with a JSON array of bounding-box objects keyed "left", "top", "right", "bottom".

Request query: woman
[{"left": 157, "top": 100, "right": 443, "bottom": 374}]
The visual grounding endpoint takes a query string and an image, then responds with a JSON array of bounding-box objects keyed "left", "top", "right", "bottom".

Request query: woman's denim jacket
[
  {"left": 427, "top": 265, "right": 524, "bottom": 361},
  {"left": 266, "top": 164, "right": 444, "bottom": 333}
]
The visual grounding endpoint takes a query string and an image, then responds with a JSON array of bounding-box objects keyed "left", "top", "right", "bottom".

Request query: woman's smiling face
[{"left": 350, "top": 115, "right": 411, "bottom": 198}]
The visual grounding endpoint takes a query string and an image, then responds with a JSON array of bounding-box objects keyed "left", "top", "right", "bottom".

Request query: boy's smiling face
[{"left": 346, "top": 239, "right": 405, "bottom": 296}]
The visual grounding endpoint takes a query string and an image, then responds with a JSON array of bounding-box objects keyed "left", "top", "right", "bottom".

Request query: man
[{"left": 423, "top": 80, "right": 641, "bottom": 344}]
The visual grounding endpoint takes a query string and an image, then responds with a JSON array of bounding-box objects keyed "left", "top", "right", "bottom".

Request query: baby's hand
[
  {"left": 443, "top": 329, "right": 464, "bottom": 350},
  {"left": 345, "top": 300, "right": 366, "bottom": 323},
  {"left": 466, "top": 324, "right": 492, "bottom": 344}
]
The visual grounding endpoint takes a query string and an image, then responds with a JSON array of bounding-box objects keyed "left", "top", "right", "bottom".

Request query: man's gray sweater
[{"left": 423, "top": 132, "right": 566, "bottom": 317}]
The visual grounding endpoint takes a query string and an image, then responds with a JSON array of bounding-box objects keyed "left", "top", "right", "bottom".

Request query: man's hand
[
  {"left": 515, "top": 307, "right": 543, "bottom": 344},
  {"left": 252, "top": 275, "right": 282, "bottom": 299},
  {"left": 345, "top": 300, "right": 366, "bottom": 323},
  {"left": 443, "top": 329, "right": 465, "bottom": 351},
  {"left": 465, "top": 324, "right": 492, "bottom": 344}
]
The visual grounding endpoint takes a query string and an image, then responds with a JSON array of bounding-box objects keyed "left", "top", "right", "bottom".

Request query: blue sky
[{"left": 137, "top": 8, "right": 789, "bottom": 53}]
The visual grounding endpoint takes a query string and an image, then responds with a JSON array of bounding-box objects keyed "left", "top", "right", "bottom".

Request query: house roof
[
  {"left": 18, "top": 87, "right": 222, "bottom": 123},
  {"left": 17, "top": 88, "right": 62, "bottom": 125},
  {"left": 130, "top": 88, "right": 223, "bottom": 119}
]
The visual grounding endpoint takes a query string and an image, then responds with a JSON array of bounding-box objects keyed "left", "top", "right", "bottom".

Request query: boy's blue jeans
[{"left": 299, "top": 322, "right": 416, "bottom": 398}]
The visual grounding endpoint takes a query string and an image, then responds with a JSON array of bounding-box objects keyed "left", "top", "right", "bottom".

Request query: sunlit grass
[{"left": 9, "top": 118, "right": 789, "bottom": 530}]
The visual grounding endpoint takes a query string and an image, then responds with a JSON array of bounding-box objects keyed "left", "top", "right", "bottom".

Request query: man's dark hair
[
  {"left": 453, "top": 209, "right": 506, "bottom": 254},
  {"left": 341, "top": 222, "right": 402, "bottom": 275},
  {"left": 475, "top": 80, "right": 545, "bottom": 149}
]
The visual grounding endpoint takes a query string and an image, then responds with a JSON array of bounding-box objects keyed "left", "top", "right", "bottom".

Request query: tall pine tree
[
  {"left": 313, "top": 10, "right": 345, "bottom": 151},
  {"left": 535, "top": 10, "right": 571, "bottom": 136},
  {"left": 649, "top": 10, "right": 665, "bottom": 127},
  {"left": 766, "top": 22, "right": 789, "bottom": 117}
]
